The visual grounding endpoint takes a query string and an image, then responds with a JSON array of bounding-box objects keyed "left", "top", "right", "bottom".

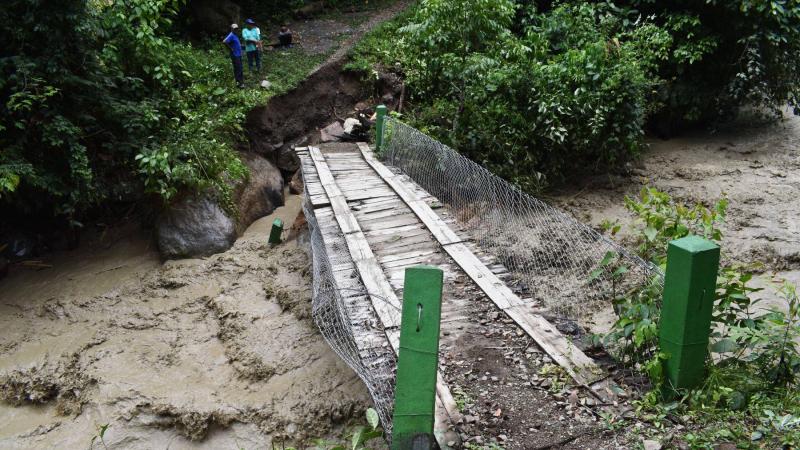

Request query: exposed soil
[
  {"left": 439, "top": 283, "right": 625, "bottom": 450},
  {"left": 245, "top": 2, "right": 409, "bottom": 157},
  {"left": 0, "top": 193, "right": 372, "bottom": 449}
]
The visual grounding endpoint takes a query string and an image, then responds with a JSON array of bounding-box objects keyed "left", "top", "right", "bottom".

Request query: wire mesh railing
[
  {"left": 303, "top": 191, "right": 398, "bottom": 436},
  {"left": 381, "top": 117, "right": 664, "bottom": 351}
]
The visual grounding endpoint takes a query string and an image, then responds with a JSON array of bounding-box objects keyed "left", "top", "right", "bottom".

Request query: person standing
[
  {"left": 242, "top": 19, "right": 262, "bottom": 73},
  {"left": 223, "top": 24, "right": 244, "bottom": 88}
]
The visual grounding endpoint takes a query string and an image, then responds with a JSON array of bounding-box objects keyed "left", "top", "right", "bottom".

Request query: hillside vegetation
[{"left": 350, "top": 0, "right": 800, "bottom": 191}]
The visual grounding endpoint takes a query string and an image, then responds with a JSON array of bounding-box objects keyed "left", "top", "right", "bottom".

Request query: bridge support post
[
  {"left": 376, "top": 104, "right": 387, "bottom": 153},
  {"left": 392, "top": 265, "right": 443, "bottom": 450},
  {"left": 659, "top": 235, "right": 719, "bottom": 391},
  {"left": 268, "top": 218, "right": 283, "bottom": 244}
]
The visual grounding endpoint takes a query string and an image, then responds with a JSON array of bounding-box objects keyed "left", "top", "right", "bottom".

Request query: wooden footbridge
[{"left": 297, "top": 142, "right": 617, "bottom": 448}]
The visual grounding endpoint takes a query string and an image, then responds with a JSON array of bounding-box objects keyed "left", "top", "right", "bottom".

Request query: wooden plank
[
  {"left": 310, "top": 145, "right": 460, "bottom": 449},
  {"left": 357, "top": 142, "right": 610, "bottom": 388},
  {"left": 357, "top": 143, "right": 462, "bottom": 245},
  {"left": 308, "top": 146, "right": 401, "bottom": 328},
  {"left": 442, "top": 244, "right": 524, "bottom": 310},
  {"left": 504, "top": 305, "right": 605, "bottom": 385}
]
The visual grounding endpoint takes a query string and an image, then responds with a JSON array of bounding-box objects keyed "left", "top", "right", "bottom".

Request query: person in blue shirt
[
  {"left": 222, "top": 24, "right": 244, "bottom": 88},
  {"left": 242, "top": 19, "right": 262, "bottom": 73}
]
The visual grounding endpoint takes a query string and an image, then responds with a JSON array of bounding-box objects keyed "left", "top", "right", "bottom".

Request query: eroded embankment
[{"left": 0, "top": 195, "right": 371, "bottom": 449}]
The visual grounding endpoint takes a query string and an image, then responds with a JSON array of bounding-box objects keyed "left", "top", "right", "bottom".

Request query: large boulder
[
  {"left": 156, "top": 153, "right": 283, "bottom": 259},
  {"left": 276, "top": 143, "right": 300, "bottom": 175},
  {"left": 187, "top": 0, "right": 240, "bottom": 36},
  {"left": 234, "top": 152, "right": 285, "bottom": 234},
  {"left": 157, "top": 194, "right": 237, "bottom": 259}
]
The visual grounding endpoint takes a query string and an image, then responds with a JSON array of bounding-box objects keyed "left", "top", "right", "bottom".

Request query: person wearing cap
[
  {"left": 223, "top": 24, "right": 245, "bottom": 88},
  {"left": 242, "top": 19, "right": 262, "bottom": 73}
]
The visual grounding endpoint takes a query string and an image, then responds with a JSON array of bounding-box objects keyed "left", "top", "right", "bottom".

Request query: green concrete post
[
  {"left": 268, "top": 218, "right": 283, "bottom": 244},
  {"left": 392, "top": 265, "right": 443, "bottom": 450},
  {"left": 659, "top": 235, "right": 720, "bottom": 390},
  {"left": 376, "top": 104, "right": 388, "bottom": 152}
]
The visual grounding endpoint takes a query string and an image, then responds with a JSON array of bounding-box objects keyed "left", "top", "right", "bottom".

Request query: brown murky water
[
  {"left": 553, "top": 111, "right": 800, "bottom": 332},
  {"left": 0, "top": 193, "right": 371, "bottom": 449}
]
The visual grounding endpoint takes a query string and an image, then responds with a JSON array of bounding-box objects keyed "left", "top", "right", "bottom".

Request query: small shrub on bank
[{"left": 597, "top": 187, "right": 800, "bottom": 448}]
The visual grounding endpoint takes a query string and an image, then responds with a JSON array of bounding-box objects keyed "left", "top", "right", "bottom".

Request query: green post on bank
[
  {"left": 392, "top": 265, "right": 443, "bottom": 450},
  {"left": 659, "top": 235, "right": 720, "bottom": 390},
  {"left": 268, "top": 218, "right": 283, "bottom": 244},
  {"left": 375, "top": 104, "right": 388, "bottom": 152}
]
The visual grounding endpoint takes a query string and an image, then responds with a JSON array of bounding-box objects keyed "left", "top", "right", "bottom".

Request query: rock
[
  {"left": 381, "top": 93, "right": 394, "bottom": 104},
  {"left": 354, "top": 101, "right": 370, "bottom": 111},
  {"left": 320, "top": 121, "right": 344, "bottom": 142},
  {"left": 157, "top": 194, "right": 237, "bottom": 259},
  {"left": 2, "top": 233, "right": 37, "bottom": 259},
  {"left": 289, "top": 170, "right": 304, "bottom": 195},
  {"left": 187, "top": 0, "right": 239, "bottom": 37},
  {"left": 568, "top": 389, "right": 579, "bottom": 406},
  {"left": 276, "top": 143, "right": 300, "bottom": 174},
  {"left": 643, "top": 439, "right": 662, "bottom": 450},
  {"left": 343, "top": 117, "right": 361, "bottom": 134},
  {"left": 260, "top": 80, "right": 272, "bottom": 89},
  {"left": 295, "top": 0, "right": 324, "bottom": 18},
  {"left": 234, "top": 153, "right": 285, "bottom": 234}
]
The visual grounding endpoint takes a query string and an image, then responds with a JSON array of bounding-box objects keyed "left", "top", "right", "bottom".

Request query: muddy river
[
  {"left": 0, "top": 193, "right": 371, "bottom": 449},
  {"left": 1, "top": 112, "right": 798, "bottom": 449}
]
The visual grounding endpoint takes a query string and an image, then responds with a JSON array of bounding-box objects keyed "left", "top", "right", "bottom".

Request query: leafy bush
[
  {"left": 351, "top": 1, "right": 670, "bottom": 190},
  {"left": 1, "top": 0, "right": 323, "bottom": 225},
  {"left": 597, "top": 187, "right": 800, "bottom": 447},
  {"left": 621, "top": 0, "right": 800, "bottom": 125},
  {"left": 350, "top": 0, "right": 800, "bottom": 190}
]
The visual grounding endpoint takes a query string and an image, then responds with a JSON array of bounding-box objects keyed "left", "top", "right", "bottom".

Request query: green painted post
[
  {"left": 375, "top": 104, "right": 388, "bottom": 152},
  {"left": 659, "top": 235, "right": 720, "bottom": 390},
  {"left": 268, "top": 218, "right": 283, "bottom": 244},
  {"left": 392, "top": 265, "right": 443, "bottom": 450}
]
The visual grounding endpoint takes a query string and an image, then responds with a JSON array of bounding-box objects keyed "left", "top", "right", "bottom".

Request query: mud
[
  {"left": 553, "top": 110, "right": 800, "bottom": 316},
  {"left": 0, "top": 193, "right": 371, "bottom": 449}
]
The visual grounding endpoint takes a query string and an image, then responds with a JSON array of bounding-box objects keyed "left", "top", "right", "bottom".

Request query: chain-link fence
[
  {"left": 303, "top": 193, "right": 398, "bottom": 436},
  {"left": 382, "top": 117, "right": 664, "bottom": 345}
]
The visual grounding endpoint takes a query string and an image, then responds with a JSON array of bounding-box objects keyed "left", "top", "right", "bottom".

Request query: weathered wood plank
[
  {"left": 357, "top": 142, "right": 610, "bottom": 388},
  {"left": 308, "top": 146, "right": 402, "bottom": 328},
  {"left": 357, "top": 143, "right": 462, "bottom": 245}
]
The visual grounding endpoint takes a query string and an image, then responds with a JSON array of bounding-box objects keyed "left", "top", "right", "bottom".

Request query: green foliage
[
  {"left": 89, "top": 423, "right": 110, "bottom": 450},
  {"left": 1, "top": 0, "right": 323, "bottom": 222},
  {"left": 349, "top": 0, "right": 800, "bottom": 191},
  {"left": 626, "top": 0, "right": 800, "bottom": 124},
  {"left": 280, "top": 408, "right": 384, "bottom": 450},
  {"left": 596, "top": 187, "right": 800, "bottom": 447},
  {"left": 350, "top": 1, "right": 670, "bottom": 190},
  {"left": 624, "top": 187, "right": 727, "bottom": 265}
]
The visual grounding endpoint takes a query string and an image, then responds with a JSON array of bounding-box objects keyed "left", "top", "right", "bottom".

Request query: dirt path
[
  {"left": 553, "top": 111, "right": 800, "bottom": 309},
  {"left": 0, "top": 193, "right": 374, "bottom": 449}
]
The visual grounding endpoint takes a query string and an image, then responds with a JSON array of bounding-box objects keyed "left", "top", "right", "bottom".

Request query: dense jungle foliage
[
  {"left": 2, "top": 0, "right": 800, "bottom": 224},
  {"left": 0, "top": 0, "right": 326, "bottom": 227},
  {"left": 351, "top": 0, "right": 800, "bottom": 191}
]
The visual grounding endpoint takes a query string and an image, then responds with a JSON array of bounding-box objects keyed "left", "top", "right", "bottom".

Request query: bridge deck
[{"left": 298, "top": 142, "right": 615, "bottom": 447}]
